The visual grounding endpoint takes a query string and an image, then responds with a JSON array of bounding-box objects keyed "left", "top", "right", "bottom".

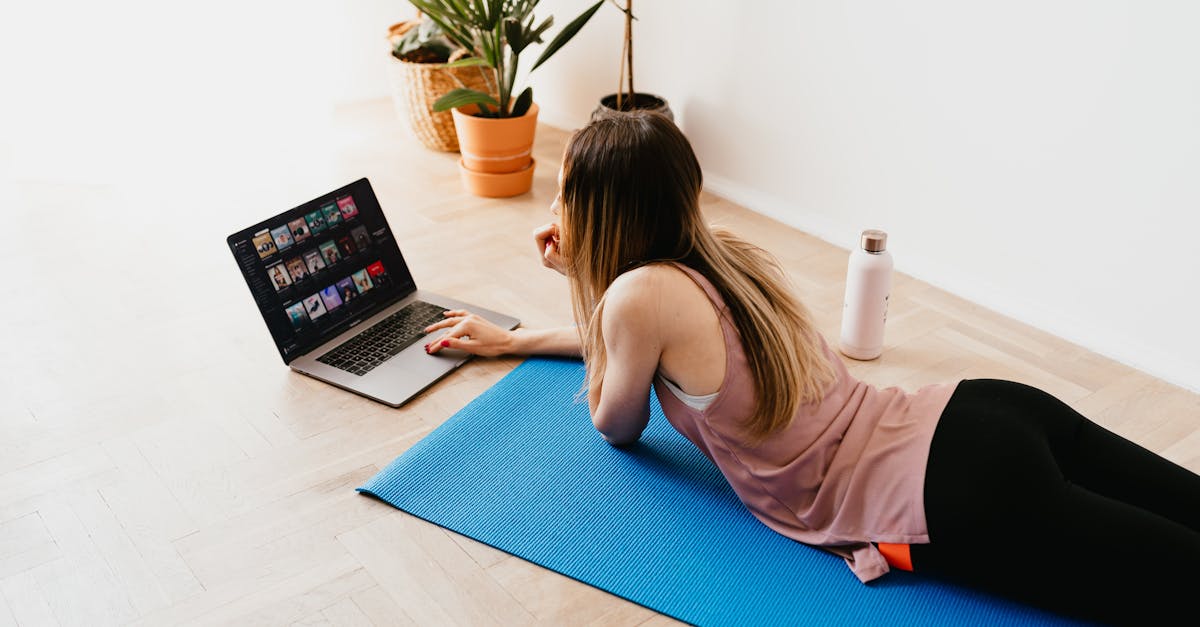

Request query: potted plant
[
  {"left": 408, "top": 0, "right": 604, "bottom": 197},
  {"left": 387, "top": 14, "right": 491, "bottom": 152},
  {"left": 591, "top": 0, "right": 673, "bottom": 122}
]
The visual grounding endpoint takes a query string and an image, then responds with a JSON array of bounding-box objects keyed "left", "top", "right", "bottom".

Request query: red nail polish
[{"left": 440, "top": 339, "right": 450, "bottom": 348}]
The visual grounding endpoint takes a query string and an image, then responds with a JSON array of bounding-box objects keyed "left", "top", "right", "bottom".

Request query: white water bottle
[{"left": 839, "top": 229, "right": 892, "bottom": 360}]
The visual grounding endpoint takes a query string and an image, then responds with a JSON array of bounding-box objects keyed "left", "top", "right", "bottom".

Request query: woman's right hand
[
  {"left": 534, "top": 222, "right": 565, "bottom": 275},
  {"left": 424, "top": 310, "right": 517, "bottom": 357}
]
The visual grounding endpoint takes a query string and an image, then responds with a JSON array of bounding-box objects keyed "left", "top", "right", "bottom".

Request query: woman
[{"left": 421, "top": 112, "right": 1199, "bottom": 625}]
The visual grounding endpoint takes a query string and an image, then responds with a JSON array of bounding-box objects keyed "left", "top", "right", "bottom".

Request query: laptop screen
[{"left": 226, "top": 178, "right": 417, "bottom": 363}]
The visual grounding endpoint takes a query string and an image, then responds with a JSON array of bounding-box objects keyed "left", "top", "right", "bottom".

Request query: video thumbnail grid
[
  {"left": 245, "top": 193, "right": 392, "bottom": 331},
  {"left": 251, "top": 194, "right": 361, "bottom": 261},
  {"left": 283, "top": 260, "right": 393, "bottom": 332}
]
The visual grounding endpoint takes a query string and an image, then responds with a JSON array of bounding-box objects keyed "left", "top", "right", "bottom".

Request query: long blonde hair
[{"left": 560, "top": 112, "right": 834, "bottom": 441}]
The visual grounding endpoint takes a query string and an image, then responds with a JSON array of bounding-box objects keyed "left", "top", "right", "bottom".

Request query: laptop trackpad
[{"left": 390, "top": 345, "right": 468, "bottom": 378}]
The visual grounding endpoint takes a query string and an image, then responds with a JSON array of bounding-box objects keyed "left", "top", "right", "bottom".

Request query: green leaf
[
  {"left": 510, "top": 87, "right": 533, "bottom": 117},
  {"left": 513, "top": 0, "right": 536, "bottom": 23},
  {"left": 477, "top": 31, "right": 498, "bottom": 67},
  {"left": 530, "top": 0, "right": 603, "bottom": 72},
  {"left": 505, "top": 17, "right": 527, "bottom": 54},
  {"left": 416, "top": 16, "right": 439, "bottom": 40},
  {"left": 443, "top": 56, "right": 491, "bottom": 69},
  {"left": 407, "top": 0, "right": 436, "bottom": 14},
  {"left": 410, "top": 5, "right": 475, "bottom": 53},
  {"left": 432, "top": 88, "right": 500, "bottom": 112},
  {"left": 484, "top": 0, "right": 503, "bottom": 30},
  {"left": 527, "top": 16, "right": 553, "bottom": 45}
]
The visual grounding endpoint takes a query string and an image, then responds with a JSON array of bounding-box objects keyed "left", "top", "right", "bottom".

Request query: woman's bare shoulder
[
  {"left": 610, "top": 263, "right": 698, "bottom": 300},
  {"left": 607, "top": 263, "right": 714, "bottom": 331}
]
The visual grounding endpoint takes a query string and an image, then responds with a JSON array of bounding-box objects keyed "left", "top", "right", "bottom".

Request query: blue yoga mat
[{"left": 359, "top": 357, "right": 1087, "bottom": 626}]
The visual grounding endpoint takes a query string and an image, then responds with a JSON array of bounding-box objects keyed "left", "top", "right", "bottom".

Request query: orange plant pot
[
  {"left": 458, "top": 158, "right": 537, "bottom": 198},
  {"left": 451, "top": 103, "right": 539, "bottom": 175}
]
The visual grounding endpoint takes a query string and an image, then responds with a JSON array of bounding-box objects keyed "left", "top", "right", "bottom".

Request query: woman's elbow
[
  {"left": 592, "top": 415, "right": 645, "bottom": 447},
  {"left": 600, "top": 430, "right": 642, "bottom": 447}
]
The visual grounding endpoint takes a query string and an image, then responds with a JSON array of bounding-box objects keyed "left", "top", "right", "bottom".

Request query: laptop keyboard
[{"left": 316, "top": 300, "right": 447, "bottom": 376}]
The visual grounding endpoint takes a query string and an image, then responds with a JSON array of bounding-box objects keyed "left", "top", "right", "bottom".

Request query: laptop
[{"left": 226, "top": 177, "right": 520, "bottom": 407}]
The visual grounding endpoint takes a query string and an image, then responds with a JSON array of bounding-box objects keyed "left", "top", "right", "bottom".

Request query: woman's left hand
[
  {"left": 533, "top": 222, "right": 566, "bottom": 275},
  {"left": 423, "top": 309, "right": 517, "bottom": 357}
]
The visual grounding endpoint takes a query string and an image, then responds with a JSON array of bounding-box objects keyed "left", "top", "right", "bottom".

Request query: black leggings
[{"left": 910, "top": 379, "right": 1200, "bottom": 626}]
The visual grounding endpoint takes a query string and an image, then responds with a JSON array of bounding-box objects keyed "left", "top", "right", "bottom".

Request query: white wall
[
  {"left": 1, "top": 0, "right": 403, "bottom": 186},
  {"left": 530, "top": 0, "right": 1200, "bottom": 394}
]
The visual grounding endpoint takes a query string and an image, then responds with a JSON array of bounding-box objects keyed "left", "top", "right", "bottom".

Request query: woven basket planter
[{"left": 387, "top": 21, "right": 492, "bottom": 152}]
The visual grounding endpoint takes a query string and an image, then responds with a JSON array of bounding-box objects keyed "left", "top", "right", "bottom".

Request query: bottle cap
[{"left": 860, "top": 229, "right": 887, "bottom": 253}]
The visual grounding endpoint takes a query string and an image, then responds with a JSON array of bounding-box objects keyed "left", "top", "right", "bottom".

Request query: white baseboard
[{"left": 703, "top": 174, "right": 1200, "bottom": 395}]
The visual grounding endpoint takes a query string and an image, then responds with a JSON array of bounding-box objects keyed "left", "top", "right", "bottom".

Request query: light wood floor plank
[
  {"left": 486, "top": 553, "right": 677, "bottom": 626},
  {"left": 338, "top": 513, "right": 537, "bottom": 626},
  {"left": 0, "top": 570, "right": 57, "bottom": 627},
  {"left": 187, "top": 564, "right": 375, "bottom": 627},
  {"left": 346, "top": 585, "right": 418, "bottom": 627},
  {"left": 312, "top": 596, "right": 376, "bottom": 627},
  {"left": 129, "top": 553, "right": 362, "bottom": 627},
  {"left": 0, "top": 513, "right": 60, "bottom": 582}
]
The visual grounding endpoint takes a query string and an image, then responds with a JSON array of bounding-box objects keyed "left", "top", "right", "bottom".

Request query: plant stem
[
  {"left": 506, "top": 50, "right": 519, "bottom": 114},
  {"left": 626, "top": 0, "right": 634, "bottom": 101},
  {"left": 478, "top": 66, "right": 495, "bottom": 96},
  {"left": 617, "top": 0, "right": 630, "bottom": 109},
  {"left": 495, "top": 23, "right": 508, "bottom": 115},
  {"left": 616, "top": 45, "right": 625, "bottom": 108}
]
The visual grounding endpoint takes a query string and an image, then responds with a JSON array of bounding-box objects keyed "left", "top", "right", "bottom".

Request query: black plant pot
[{"left": 591, "top": 92, "right": 674, "bottom": 123}]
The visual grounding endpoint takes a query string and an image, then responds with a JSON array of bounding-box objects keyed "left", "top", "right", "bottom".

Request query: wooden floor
[{"left": 1, "top": 97, "right": 1197, "bottom": 626}]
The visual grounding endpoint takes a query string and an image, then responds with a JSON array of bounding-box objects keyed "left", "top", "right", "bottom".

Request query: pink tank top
[{"left": 653, "top": 263, "right": 958, "bottom": 583}]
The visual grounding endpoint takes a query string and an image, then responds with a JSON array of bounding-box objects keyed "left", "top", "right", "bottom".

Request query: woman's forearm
[{"left": 510, "top": 326, "right": 582, "bottom": 358}]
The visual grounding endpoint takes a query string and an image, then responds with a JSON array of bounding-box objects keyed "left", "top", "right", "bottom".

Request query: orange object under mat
[{"left": 877, "top": 542, "right": 913, "bottom": 572}]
